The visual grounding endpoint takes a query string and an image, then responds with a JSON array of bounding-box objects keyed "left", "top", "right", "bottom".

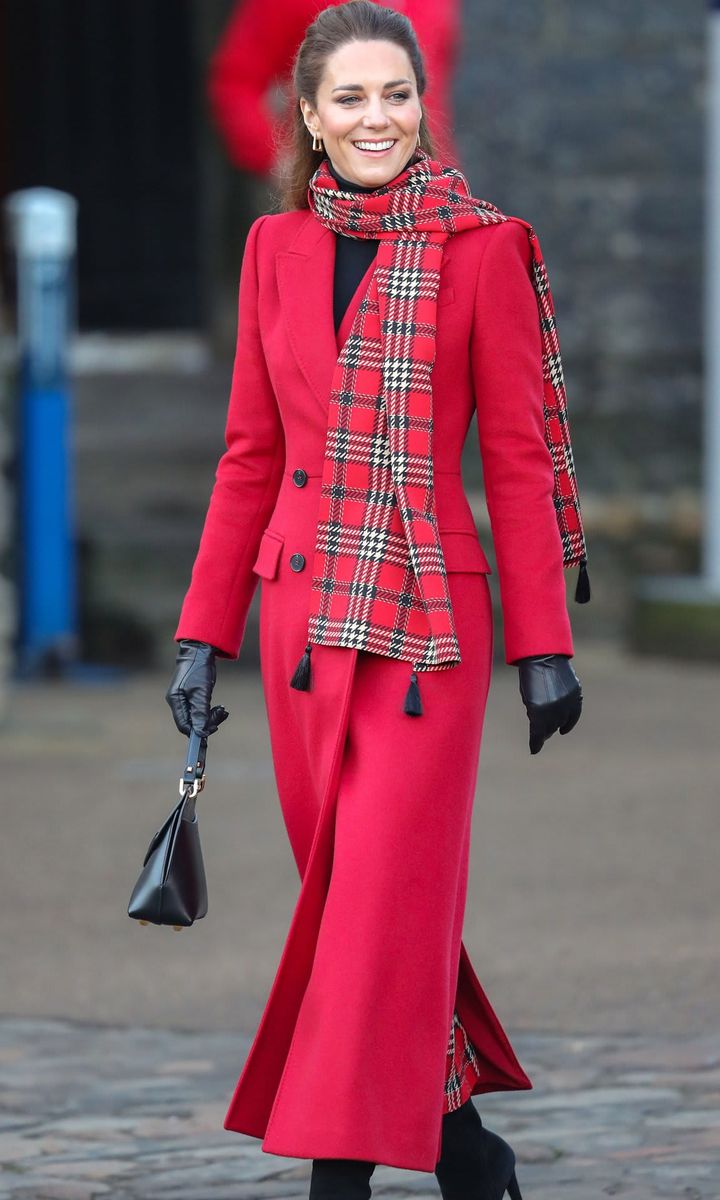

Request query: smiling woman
[
  {"left": 300, "top": 44, "right": 423, "bottom": 185},
  {"left": 168, "top": 1, "right": 586, "bottom": 1196},
  {"left": 277, "top": 0, "right": 437, "bottom": 210}
]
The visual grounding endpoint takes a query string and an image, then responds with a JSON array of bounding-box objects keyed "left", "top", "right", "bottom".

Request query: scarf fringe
[
  {"left": 290, "top": 642, "right": 313, "bottom": 690},
  {"left": 574, "top": 558, "right": 591, "bottom": 604},
  {"left": 289, "top": 642, "right": 424, "bottom": 717},
  {"left": 404, "top": 669, "right": 423, "bottom": 716}
]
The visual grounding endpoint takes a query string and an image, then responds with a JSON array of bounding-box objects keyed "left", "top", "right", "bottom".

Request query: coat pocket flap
[
  {"left": 439, "top": 529, "right": 492, "bottom": 574},
  {"left": 252, "top": 528, "right": 285, "bottom": 580}
]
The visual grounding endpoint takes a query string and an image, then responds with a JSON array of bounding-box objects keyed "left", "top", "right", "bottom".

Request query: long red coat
[{"left": 175, "top": 208, "right": 575, "bottom": 1172}]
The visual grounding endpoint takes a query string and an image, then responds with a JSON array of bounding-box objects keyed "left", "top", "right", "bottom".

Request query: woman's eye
[{"left": 337, "top": 92, "right": 409, "bottom": 105}]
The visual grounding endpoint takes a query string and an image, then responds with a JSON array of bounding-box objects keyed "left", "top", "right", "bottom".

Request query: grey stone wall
[{"left": 455, "top": 0, "right": 705, "bottom": 494}]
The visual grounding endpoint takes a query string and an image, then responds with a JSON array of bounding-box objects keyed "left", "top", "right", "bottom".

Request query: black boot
[
  {"left": 309, "top": 1157, "right": 375, "bottom": 1199},
  {"left": 435, "top": 1099, "right": 523, "bottom": 1200}
]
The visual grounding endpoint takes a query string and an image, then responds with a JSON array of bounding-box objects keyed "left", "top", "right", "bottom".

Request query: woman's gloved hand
[
  {"left": 515, "top": 653, "right": 582, "bottom": 755},
  {"left": 165, "top": 639, "right": 230, "bottom": 738}
]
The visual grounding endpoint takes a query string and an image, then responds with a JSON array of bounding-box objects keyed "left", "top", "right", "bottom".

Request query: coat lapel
[{"left": 276, "top": 211, "right": 377, "bottom": 421}]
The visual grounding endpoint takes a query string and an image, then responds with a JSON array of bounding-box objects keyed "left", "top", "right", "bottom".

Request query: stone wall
[{"left": 456, "top": 0, "right": 705, "bottom": 495}]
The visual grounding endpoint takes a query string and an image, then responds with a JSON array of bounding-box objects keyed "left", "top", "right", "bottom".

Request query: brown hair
[{"left": 272, "top": 0, "right": 435, "bottom": 212}]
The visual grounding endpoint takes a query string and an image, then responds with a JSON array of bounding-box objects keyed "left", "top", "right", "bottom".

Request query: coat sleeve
[
  {"left": 174, "top": 214, "right": 286, "bottom": 658},
  {"left": 470, "top": 219, "right": 574, "bottom": 665}
]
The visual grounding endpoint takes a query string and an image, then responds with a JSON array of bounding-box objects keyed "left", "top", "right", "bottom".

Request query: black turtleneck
[{"left": 326, "top": 155, "right": 413, "bottom": 335}]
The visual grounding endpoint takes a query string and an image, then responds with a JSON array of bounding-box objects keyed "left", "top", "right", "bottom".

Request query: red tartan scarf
[{"left": 290, "top": 147, "right": 588, "bottom": 716}]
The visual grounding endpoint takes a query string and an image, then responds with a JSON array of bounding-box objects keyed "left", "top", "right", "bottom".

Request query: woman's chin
[{"left": 336, "top": 143, "right": 411, "bottom": 186}]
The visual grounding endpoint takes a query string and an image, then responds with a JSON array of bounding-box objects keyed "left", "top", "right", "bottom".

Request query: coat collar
[{"left": 275, "top": 211, "right": 376, "bottom": 422}]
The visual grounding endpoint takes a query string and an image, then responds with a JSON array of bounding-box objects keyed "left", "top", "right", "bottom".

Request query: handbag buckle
[{"left": 180, "top": 773, "right": 206, "bottom": 799}]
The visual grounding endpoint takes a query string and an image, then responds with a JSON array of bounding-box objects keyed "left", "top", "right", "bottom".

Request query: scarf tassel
[
  {"left": 290, "top": 644, "right": 424, "bottom": 717},
  {"left": 574, "top": 558, "right": 591, "bottom": 605},
  {"left": 290, "top": 641, "right": 313, "bottom": 690},
  {"left": 404, "top": 669, "right": 423, "bottom": 717}
]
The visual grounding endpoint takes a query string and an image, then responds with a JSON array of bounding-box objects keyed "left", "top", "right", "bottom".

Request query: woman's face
[{"left": 300, "top": 39, "right": 423, "bottom": 188}]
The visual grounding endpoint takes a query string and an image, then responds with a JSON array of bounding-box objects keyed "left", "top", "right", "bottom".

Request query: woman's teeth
[{"left": 353, "top": 139, "right": 396, "bottom": 152}]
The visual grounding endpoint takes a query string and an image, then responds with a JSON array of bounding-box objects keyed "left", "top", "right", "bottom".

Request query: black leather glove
[
  {"left": 515, "top": 653, "right": 582, "bottom": 755},
  {"left": 165, "top": 639, "right": 229, "bottom": 738}
]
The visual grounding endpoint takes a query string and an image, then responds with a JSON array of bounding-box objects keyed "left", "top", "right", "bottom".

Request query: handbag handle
[{"left": 180, "top": 729, "right": 208, "bottom": 798}]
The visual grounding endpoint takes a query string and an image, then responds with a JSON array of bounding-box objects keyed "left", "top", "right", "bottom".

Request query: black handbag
[{"left": 128, "top": 730, "right": 209, "bottom": 929}]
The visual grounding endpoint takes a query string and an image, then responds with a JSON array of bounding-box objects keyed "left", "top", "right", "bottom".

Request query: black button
[
  {"left": 292, "top": 468, "right": 308, "bottom": 487},
  {"left": 289, "top": 553, "right": 306, "bottom": 572}
]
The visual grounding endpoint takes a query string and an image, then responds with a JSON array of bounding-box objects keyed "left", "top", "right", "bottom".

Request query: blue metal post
[{"left": 4, "top": 189, "right": 79, "bottom": 673}]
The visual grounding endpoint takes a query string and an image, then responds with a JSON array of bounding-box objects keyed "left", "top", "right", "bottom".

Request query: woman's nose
[{"left": 362, "top": 100, "right": 391, "bottom": 127}]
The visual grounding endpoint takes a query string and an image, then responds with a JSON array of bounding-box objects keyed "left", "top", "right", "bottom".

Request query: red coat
[
  {"left": 175, "top": 210, "right": 574, "bottom": 1171},
  {"left": 207, "top": 0, "right": 461, "bottom": 175}
]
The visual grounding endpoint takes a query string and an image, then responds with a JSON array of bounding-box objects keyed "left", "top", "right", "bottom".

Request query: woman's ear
[{"left": 299, "top": 97, "right": 316, "bottom": 129}]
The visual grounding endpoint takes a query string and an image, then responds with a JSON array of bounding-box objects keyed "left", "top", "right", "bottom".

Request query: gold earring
[{"left": 312, "top": 129, "right": 324, "bottom": 152}]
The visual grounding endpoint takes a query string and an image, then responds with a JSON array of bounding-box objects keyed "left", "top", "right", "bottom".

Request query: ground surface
[{"left": 1, "top": 643, "right": 718, "bottom": 1197}]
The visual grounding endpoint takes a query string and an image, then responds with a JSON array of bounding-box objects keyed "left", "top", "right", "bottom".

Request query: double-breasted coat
[{"left": 175, "top": 206, "right": 575, "bottom": 1172}]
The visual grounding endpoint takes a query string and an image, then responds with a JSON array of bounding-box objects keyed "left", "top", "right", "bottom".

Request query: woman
[{"left": 166, "top": 3, "right": 587, "bottom": 1197}]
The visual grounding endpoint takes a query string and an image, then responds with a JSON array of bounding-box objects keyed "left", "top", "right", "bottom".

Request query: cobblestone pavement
[{"left": 1, "top": 1016, "right": 718, "bottom": 1199}]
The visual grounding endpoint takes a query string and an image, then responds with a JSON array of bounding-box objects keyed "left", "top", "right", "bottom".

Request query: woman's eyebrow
[{"left": 331, "top": 78, "right": 412, "bottom": 92}]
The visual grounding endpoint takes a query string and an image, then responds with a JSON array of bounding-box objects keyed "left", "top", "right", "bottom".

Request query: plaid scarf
[{"left": 290, "top": 148, "right": 588, "bottom": 716}]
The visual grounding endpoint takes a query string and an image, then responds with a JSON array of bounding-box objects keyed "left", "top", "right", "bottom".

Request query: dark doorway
[{"left": 1, "top": 0, "right": 202, "bottom": 329}]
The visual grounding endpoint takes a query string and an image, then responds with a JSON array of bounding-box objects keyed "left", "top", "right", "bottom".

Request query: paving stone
[
  {"left": 5, "top": 1181, "right": 110, "bottom": 1198},
  {"left": 500, "top": 1085, "right": 684, "bottom": 1110},
  {"left": 35, "top": 1161, "right": 136, "bottom": 1180},
  {"left": 1, "top": 1017, "right": 720, "bottom": 1199},
  {"left": 645, "top": 1109, "right": 720, "bottom": 1130}
]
